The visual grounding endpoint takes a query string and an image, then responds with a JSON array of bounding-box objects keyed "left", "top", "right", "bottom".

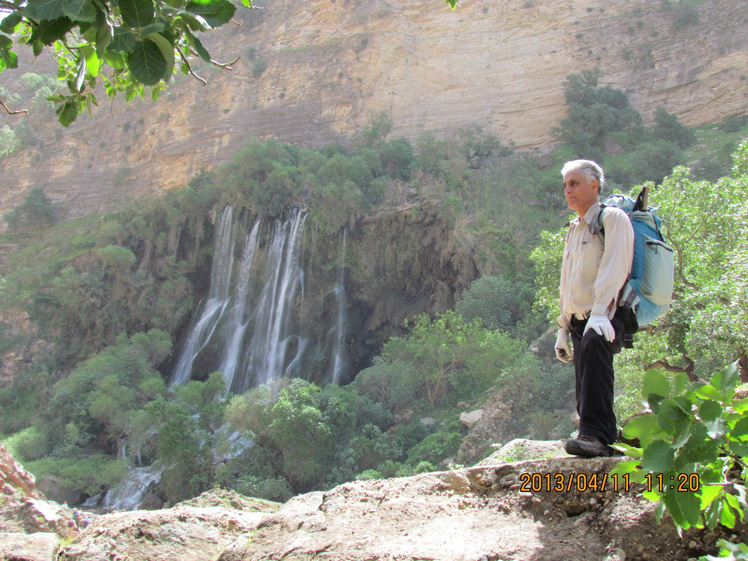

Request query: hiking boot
[{"left": 565, "top": 434, "right": 621, "bottom": 458}]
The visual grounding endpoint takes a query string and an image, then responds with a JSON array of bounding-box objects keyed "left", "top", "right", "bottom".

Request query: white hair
[{"left": 561, "top": 159, "right": 605, "bottom": 194}]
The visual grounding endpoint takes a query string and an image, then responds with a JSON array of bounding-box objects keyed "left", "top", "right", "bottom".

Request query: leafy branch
[
  {"left": 613, "top": 362, "right": 748, "bottom": 555},
  {"left": 0, "top": 0, "right": 255, "bottom": 125}
]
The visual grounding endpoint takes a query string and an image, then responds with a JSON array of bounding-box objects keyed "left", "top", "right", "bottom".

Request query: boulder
[{"left": 459, "top": 409, "right": 483, "bottom": 429}]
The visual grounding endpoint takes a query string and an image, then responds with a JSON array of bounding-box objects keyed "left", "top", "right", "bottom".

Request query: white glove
[
  {"left": 584, "top": 315, "right": 615, "bottom": 342},
  {"left": 555, "top": 329, "right": 573, "bottom": 363}
]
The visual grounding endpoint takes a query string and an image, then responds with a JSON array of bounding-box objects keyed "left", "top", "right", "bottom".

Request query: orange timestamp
[
  {"left": 519, "top": 472, "right": 632, "bottom": 493},
  {"left": 644, "top": 472, "right": 701, "bottom": 493}
]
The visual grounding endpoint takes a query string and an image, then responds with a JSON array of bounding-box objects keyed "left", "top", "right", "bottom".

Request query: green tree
[
  {"left": 653, "top": 153, "right": 748, "bottom": 381},
  {"left": 0, "top": 123, "right": 17, "bottom": 157},
  {"left": 377, "top": 311, "right": 533, "bottom": 408},
  {"left": 652, "top": 106, "right": 695, "bottom": 149},
  {"left": 378, "top": 138, "right": 414, "bottom": 181},
  {"left": 3, "top": 187, "right": 58, "bottom": 230},
  {"left": 268, "top": 379, "right": 337, "bottom": 489},
  {"left": 627, "top": 139, "right": 686, "bottom": 185},
  {"left": 552, "top": 68, "right": 642, "bottom": 159},
  {"left": 146, "top": 395, "right": 215, "bottom": 502},
  {"left": 0, "top": 0, "right": 255, "bottom": 125},
  {"left": 46, "top": 329, "right": 170, "bottom": 457},
  {"left": 96, "top": 244, "right": 137, "bottom": 299},
  {"left": 145, "top": 372, "right": 226, "bottom": 502},
  {"left": 455, "top": 274, "right": 533, "bottom": 333},
  {"left": 359, "top": 110, "right": 393, "bottom": 148}
]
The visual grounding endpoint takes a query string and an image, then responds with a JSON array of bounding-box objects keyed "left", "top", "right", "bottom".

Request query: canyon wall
[{"left": 0, "top": 0, "right": 747, "bottom": 221}]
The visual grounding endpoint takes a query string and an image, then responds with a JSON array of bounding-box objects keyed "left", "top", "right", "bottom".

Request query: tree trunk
[{"left": 739, "top": 351, "right": 748, "bottom": 384}]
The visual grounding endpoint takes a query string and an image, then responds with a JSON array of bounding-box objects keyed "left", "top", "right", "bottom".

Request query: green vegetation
[
  {"left": 3, "top": 187, "right": 57, "bottom": 231},
  {"left": 617, "top": 363, "right": 747, "bottom": 533},
  {"left": 0, "top": 124, "right": 17, "bottom": 157},
  {"left": 0, "top": 70, "right": 745, "bottom": 559},
  {"left": 0, "top": 0, "right": 252, "bottom": 125}
]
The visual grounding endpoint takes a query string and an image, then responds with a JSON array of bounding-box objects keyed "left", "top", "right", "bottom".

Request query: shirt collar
[{"left": 582, "top": 202, "right": 602, "bottom": 226}]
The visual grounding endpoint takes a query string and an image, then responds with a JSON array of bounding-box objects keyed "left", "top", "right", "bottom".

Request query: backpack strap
[
  {"left": 588, "top": 203, "right": 606, "bottom": 241},
  {"left": 589, "top": 202, "right": 639, "bottom": 309}
]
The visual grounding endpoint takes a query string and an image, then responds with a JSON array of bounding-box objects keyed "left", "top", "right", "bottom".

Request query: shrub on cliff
[{"left": 3, "top": 187, "right": 58, "bottom": 231}]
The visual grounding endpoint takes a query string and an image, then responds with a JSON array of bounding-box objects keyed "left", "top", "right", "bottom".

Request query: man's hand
[
  {"left": 584, "top": 315, "right": 615, "bottom": 342},
  {"left": 555, "top": 329, "right": 573, "bottom": 363}
]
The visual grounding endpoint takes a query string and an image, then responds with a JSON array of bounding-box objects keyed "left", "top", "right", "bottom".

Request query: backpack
[{"left": 592, "top": 187, "right": 675, "bottom": 327}]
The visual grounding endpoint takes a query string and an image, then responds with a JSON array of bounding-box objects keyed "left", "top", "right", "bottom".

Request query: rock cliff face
[{"left": 1, "top": 0, "right": 747, "bottom": 221}]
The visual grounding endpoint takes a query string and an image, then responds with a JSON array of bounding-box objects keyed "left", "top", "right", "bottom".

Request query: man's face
[{"left": 563, "top": 169, "right": 599, "bottom": 215}]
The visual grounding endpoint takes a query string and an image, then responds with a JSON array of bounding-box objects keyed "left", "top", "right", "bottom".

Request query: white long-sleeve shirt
[{"left": 558, "top": 202, "right": 634, "bottom": 328}]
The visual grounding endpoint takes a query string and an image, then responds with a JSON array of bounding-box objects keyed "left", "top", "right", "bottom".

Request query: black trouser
[{"left": 569, "top": 310, "right": 625, "bottom": 445}]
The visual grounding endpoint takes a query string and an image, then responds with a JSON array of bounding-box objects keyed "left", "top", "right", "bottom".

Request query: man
[{"left": 556, "top": 159, "right": 634, "bottom": 458}]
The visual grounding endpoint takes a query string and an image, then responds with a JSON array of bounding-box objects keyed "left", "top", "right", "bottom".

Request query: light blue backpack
[{"left": 592, "top": 187, "right": 675, "bottom": 327}]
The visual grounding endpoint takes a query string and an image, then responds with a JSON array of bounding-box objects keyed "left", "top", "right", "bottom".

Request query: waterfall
[
  {"left": 170, "top": 208, "right": 347, "bottom": 393},
  {"left": 218, "top": 221, "right": 261, "bottom": 392},
  {"left": 329, "top": 228, "right": 348, "bottom": 385},
  {"left": 241, "top": 210, "right": 307, "bottom": 391},
  {"left": 170, "top": 206, "right": 235, "bottom": 386}
]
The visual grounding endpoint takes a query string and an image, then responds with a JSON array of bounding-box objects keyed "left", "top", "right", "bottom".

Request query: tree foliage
[
  {"left": 652, "top": 106, "right": 696, "bottom": 149},
  {"left": 615, "top": 362, "right": 747, "bottom": 539},
  {"left": 552, "top": 68, "right": 642, "bottom": 160},
  {"left": 0, "top": 0, "right": 254, "bottom": 125},
  {"left": 45, "top": 329, "right": 170, "bottom": 459},
  {"left": 3, "top": 187, "right": 58, "bottom": 230}
]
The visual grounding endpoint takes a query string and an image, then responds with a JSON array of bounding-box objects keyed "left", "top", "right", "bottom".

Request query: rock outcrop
[
  {"left": 0, "top": 442, "right": 79, "bottom": 560},
  {"left": 2, "top": 440, "right": 746, "bottom": 560},
  {"left": 1, "top": 0, "right": 747, "bottom": 221}
]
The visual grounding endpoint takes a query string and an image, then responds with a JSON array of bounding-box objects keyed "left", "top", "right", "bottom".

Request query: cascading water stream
[
  {"left": 242, "top": 210, "right": 307, "bottom": 390},
  {"left": 170, "top": 206, "right": 235, "bottom": 386},
  {"left": 330, "top": 228, "right": 348, "bottom": 385},
  {"left": 170, "top": 207, "right": 346, "bottom": 394},
  {"left": 218, "top": 221, "right": 261, "bottom": 393}
]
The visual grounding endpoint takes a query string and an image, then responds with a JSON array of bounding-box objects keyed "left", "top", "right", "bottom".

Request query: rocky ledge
[{"left": 2, "top": 441, "right": 746, "bottom": 561}]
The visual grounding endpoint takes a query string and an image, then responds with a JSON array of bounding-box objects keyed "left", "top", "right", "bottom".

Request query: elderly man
[{"left": 556, "top": 159, "right": 634, "bottom": 458}]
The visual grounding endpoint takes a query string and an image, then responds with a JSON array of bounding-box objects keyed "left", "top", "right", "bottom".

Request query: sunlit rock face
[{"left": 1, "top": 0, "right": 747, "bottom": 220}]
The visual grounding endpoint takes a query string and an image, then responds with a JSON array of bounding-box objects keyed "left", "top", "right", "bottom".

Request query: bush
[
  {"left": 552, "top": 68, "right": 642, "bottom": 157},
  {"left": 671, "top": 3, "right": 699, "bottom": 30},
  {"left": 456, "top": 274, "right": 534, "bottom": 334},
  {"left": 651, "top": 107, "right": 695, "bottom": 149},
  {"left": 627, "top": 139, "right": 686, "bottom": 184},
  {"left": 378, "top": 138, "right": 414, "bottom": 181},
  {"left": 252, "top": 58, "right": 267, "bottom": 77},
  {"left": 618, "top": 363, "right": 747, "bottom": 534},
  {"left": 3, "top": 426, "right": 50, "bottom": 462},
  {"left": 26, "top": 455, "right": 128, "bottom": 498},
  {"left": 719, "top": 116, "right": 746, "bottom": 133},
  {"left": 343, "top": 423, "right": 402, "bottom": 473},
  {"left": 0, "top": 125, "right": 17, "bottom": 158},
  {"left": 234, "top": 475, "right": 293, "bottom": 502},
  {"left": 352, "top": 357, "right": 421, "bottom": 414},
  {"left": 405, "top": 420, "right": 465, "bottom": 467}
]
